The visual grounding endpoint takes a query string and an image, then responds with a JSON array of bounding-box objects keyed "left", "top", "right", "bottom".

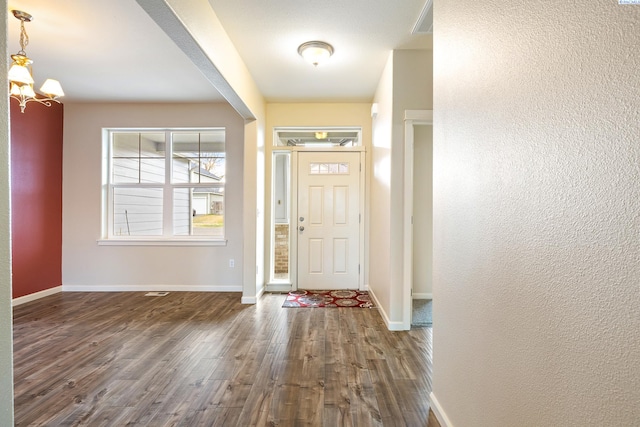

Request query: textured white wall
[
  {"left": 433, "top": 1, "right": 640, "bottom": 425},
  {"left": 0, "top": 7, "right": 14, "bottom": 424},
  {"left": 62, "top": 103, "right": 245, "bottom": 291}
]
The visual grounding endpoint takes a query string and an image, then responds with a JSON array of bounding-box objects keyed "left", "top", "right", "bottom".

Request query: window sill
[{"left": 97, "top": 238, "right": 227, "bottom": 247}]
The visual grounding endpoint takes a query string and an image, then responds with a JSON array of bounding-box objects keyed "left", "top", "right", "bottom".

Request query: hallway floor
[{"left": 13, "top": 291, "right": 433, "bottom": 426}]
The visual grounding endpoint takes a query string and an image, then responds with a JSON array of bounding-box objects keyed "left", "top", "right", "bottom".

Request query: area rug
[
  {"left": 412, "top": 299, "right": 432, "bottom": 327},
  {"left": 282, "top": 289, "right": 374, "bottom": 308}
]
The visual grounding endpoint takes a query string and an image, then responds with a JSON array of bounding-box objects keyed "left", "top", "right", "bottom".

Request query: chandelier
[{"left": 8, "top": 10, "right": 64, "bottom": 113}]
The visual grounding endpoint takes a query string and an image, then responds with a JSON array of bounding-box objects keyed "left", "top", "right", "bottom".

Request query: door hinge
[
  {"left": 358, "top": 264, "right": 360, "bottom": 274},
  {"left": 359, "top": 213, "right": 361, "bottom": 224},
  {"left": 359, "top": 162, "right": 361, "bottom": 172}
]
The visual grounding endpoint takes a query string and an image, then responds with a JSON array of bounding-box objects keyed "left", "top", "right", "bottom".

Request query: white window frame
[
  {"left": 273, "top": 126, "right": 363, "bottom": 148},
  {"left": 99, "top": 127, "right": 227, "bottom": 246}
]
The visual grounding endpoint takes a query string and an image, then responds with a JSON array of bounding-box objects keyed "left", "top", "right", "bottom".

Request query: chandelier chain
[{"left": 18, "top": 19, "right": 29, "bottom": 56}]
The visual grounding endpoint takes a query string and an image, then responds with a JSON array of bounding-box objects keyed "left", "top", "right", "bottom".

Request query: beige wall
[
  {"left": 432, "top": 1, "right": 640, "bottom": 425},
  {"left": 0, "top": 6, "right": 15, "bottom": 424},
  {"left": 389, "top": 50, "right": 432, "bottom": 323},
  {"left": 370, "top": 54, "right": 394, "bottom": 321},
  {"left": 62, "top": 103, "right": 246, "bottom": 291},
  {"left": 265, "top": 103, "right": 373, "bottom": 146},
  {"left": 371, "top": 49, "right": 433, "bottom": 328},
  {"left": 139, "top": 0, "right": 267, "bottom": 302},
  {"left": 263, "top": 103, "right": 372, "bottom": 286},
  {"left": 161, "top": 0, "right": 268, "bottom": 302}
]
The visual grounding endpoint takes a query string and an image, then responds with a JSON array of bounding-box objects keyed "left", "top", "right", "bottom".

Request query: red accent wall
[{"left": 10, "top": 98, "right": 63, "bottom": 299}]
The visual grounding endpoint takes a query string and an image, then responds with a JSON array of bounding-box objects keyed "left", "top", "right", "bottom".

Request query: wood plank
[{"left": 13, "top": 292, "right": 433, "bottom": 426}]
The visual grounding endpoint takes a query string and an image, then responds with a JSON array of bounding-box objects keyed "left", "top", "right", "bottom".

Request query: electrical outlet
[{"left": 229, "top": 259, "right": 235, "bottom": 268}]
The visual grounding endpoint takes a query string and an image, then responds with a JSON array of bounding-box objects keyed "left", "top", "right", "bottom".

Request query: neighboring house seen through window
[{"left": 105, "top": 128, "right": 225, "bottom": 240}]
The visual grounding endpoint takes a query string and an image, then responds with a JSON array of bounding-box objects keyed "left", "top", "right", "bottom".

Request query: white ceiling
[{"left": 7, "top": 0, "right": 432, "bottom": 103}]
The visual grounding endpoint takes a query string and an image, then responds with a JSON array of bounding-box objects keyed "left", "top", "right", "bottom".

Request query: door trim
[
  {"left": 291, "top": 149, "right": 366, "bottom": 291},
  {"left": 403, "top": 110, "right": 433, "bottom": 330}
]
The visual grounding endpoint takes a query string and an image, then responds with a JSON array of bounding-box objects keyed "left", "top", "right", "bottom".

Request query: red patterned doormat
[{"left": 282, "top": 289, "right": 374, "bottom": 308}]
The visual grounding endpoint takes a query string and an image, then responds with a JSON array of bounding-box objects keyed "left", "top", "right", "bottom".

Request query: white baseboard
[
  {"left": 61, "top": 284, "right": 243, "bottom": 293},
  {"left": 265, "top": 283, "right": 292, "bottom": 293},
  {"left": 413, "top": 293, "right": 432, "bottom": 299},
  {"left": 430, "top": 392, "right": 454, "bottom": 427},
  {"left": 12, "top": 286, "right": 63, "bottom": 306},
  {"left": 367, "top": 287, "right": 405, "bottom": 331},
  {"left": 242, "top": 285, "right": 265, "bottom": 304}
]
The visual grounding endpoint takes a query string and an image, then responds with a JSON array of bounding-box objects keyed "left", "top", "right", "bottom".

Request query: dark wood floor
[{"left": 13, "top": 292, "right": 433, "bottom": 426}]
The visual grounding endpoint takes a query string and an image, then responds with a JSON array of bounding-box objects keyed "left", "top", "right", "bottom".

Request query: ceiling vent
[{"left": 412, "top": 0, "right": 433, "bottom": 34}]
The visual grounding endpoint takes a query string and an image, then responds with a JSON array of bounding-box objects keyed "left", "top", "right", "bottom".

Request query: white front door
[{"left": 297, "top": 152, "right": 360, "bottom": 290}]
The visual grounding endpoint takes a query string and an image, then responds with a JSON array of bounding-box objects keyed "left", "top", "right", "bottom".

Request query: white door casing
[
  {"left": 403, "top": 110, "right": 433, "bottom": 330},
  {"left": 297, "top": 152, "right": 360, "bottom": 290}
]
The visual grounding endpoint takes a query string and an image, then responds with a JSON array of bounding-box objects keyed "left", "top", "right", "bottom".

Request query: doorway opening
[{"left": 267, "top": 127, "right": 365, "bottom": 292}]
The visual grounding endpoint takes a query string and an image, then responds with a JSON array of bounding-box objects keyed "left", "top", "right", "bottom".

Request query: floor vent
[{"left": 145, "top": 292, "right": 169, "bottom": 297}]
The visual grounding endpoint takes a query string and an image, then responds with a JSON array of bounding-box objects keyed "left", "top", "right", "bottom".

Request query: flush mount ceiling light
[
  {"left": 8, "top": 10, "right": 64, "bottom": 113},
  {"left": 298, "top": 41, "right": 334, "bottom": 67}
]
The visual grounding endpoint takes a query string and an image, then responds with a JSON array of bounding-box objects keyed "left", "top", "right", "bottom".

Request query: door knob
[
  {"left": 299, "top": 216, "right": 304, "bottom": 222},
  {"left": 299, "top": 226, "right": 305, "bottom": 231}
]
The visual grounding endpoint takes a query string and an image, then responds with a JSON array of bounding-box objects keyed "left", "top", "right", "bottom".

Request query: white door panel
[{"left": 298, "top": 152, "right": 360, "bottom": 290}]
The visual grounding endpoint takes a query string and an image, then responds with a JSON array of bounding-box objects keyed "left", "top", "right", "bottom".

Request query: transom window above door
[{"left": 274, "top": 128, "right": 361, "bottom": 147}]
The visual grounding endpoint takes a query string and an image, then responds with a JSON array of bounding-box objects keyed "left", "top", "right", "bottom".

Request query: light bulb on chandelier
[{"left": 8, "top": 10, "right": 64, "bottom": 113}]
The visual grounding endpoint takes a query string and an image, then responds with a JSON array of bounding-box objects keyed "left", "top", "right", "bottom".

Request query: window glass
[
  {"left": 272, "top": 152, "right": 291, "bottom": 282},
  {"left": 112, "top": 132, "right": 165, "bottom": 184},
  {"left": 106, "top": 128, "right": 225, "bottom": 240},
  {"left": 172, "top": 131, "right": 225, "bottom": 184},
  {"left": 309, "top": 162, "right": 350, "bottom": 174},
  {"left": 173, "top": 188, "right": 224, "bottom": 237},
  {"left": 275, "top": 129, "right": 361, "bottom": 147},
  {"left": 112, "top": 187, "right": 163, "bottom": 236}
]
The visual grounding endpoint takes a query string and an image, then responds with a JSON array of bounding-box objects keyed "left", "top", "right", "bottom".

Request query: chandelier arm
[{"left": 10, "top": 94, "right": 61, "bottom": 113}]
